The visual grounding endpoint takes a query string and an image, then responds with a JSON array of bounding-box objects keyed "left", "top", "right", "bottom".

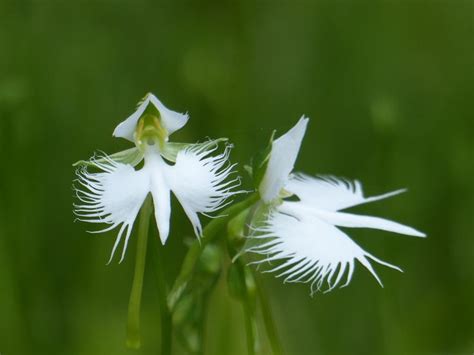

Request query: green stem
[
  {"left": 243, "top": 301, "right": 257, "bottom": 355},
  {"left": 227, "top": 214, "right": 258, "bottom": 355},
  {"left": 154, "top": 237, "right": 172, "bottom": 355},
  {"left": 126, "top": 195, "right": 152, "bottom": 349},
  {"left": 239, "top": 262, "right": 257, "bottom": 355},
  {"left": 168, "top": 193, "right": 259, "bottom": 311},
  {"left": 239, "top": 201, "right": 282, "bottom": 354},
  {"left": 254, "top": 273, "right": 283, "bottom": 355}
]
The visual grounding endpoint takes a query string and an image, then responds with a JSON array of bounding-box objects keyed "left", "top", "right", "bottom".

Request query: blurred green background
[{"left": 1, "top": 0, "right": 473, "bottom": 354}]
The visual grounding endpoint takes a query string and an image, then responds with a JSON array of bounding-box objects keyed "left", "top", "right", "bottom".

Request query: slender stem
[
  {"left": 254, "top": 273, "right": 283, "bottom": 355},
  {"left": 239, "top": 201, "right": 283, "bottom": 354},
  {"left": 154, "top": 237, "right": 172, "bottom": 355},
  {"left": 168, "top": 193, "right": 259, "bottom": 311},
  {"left": 243, "top": 301, "right": 257, "bottom": 355},
  {"left": 238, "top": 262, "right": 257, "bottom": 355},
  {"left": 126, "top": 195, "right": 152, "bottom": 349},
  {"left": 227, "top": 214, "right": 258, "bottom": 355},
  {"left": 197, "top": 297, "right": 210, "bottom": 355}
]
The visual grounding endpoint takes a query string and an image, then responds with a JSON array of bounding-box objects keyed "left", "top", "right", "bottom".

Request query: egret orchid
[
  {"left": 248, "top": 117, "right": 426, "bottom": 294},
  {"left": 74, "top": 93, "right": 240, "bottom": 262}
]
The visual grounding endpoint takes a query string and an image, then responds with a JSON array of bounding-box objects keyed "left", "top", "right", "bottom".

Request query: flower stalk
[
  {"left": 236, "top": 261, "right": 258, "bottom": 355},
  {"left": 230, "top": 201, "right": 283, "bottom": 355},
  {"left": 254, "top": 272, "right": 283, "bottom": 355},
  {"left": 154, "top": 235, "right": 172, "bottom": 355},
  {"left": 126, "top": 195, "right": 152, "bottom": 349}
]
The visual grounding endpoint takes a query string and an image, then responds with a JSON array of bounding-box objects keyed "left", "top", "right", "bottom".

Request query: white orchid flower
[
  {"left": 74, "top": 93, "right": 240, "bottom": 262},
  {"left": 249, "top": 118, "right": 425, "bottom": 294}
]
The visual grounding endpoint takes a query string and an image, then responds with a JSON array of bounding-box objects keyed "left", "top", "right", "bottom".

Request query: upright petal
[
  {"left": 148, "top": 94, "right": 189, "bottom": 135},
  {"left": 113, "top": 93, "right": 189, "bottom": 142},
  {"left": 287, "top": 174, "right": 406, "bottom": 211},
  {"left": 259, "top": 117, "right": 308, "bottom": 203},
  {"left": 247, "top": 208, "right": 401, "bottom": 295},
  {"left": 167, "top": 143, "right": 240, "bottom": 238},
  {"left": 74, "top": 155, "right": 150, "bottom": 262},
  {"left": 113, "top": 95, "right": 149, "bottom": 142}
]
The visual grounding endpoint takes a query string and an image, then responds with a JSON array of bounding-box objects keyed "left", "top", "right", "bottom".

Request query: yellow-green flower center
[{"left": 134, "top": 113, "right": 168, "bottom": 151}]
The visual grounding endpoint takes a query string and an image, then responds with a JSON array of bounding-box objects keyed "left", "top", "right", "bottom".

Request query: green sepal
[
  {"left": 161, "top": 138, "right": 228, "bottom": 162},
  {"left": 252, "top": 130, "right": 276, "bottom": 189},
  {"left": 73, "top": 147, "right": 144, "bottom": 168},
  {"left": 160, "top": 142, "right": 193, "bottom": 162}
]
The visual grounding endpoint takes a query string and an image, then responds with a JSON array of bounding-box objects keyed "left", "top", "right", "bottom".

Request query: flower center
[{"left": 134, "top": 113, "right": 168, "bottom": 151}]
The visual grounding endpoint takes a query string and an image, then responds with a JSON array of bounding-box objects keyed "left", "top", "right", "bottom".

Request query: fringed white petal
[
  {"left": 74, "top": 156, "right": 149, "bottom": 262},
  {"left": 287, "top": 174, "right": 406, "bottom": 211},
  {"left": 259, "top": 117, "right": 308, "bottom": 203},
  {"left": 113, "top": 93, "right": 189, "bottom": 142},
  {"left": 167, "top": 143, "right": 241, "bottom": 238},
  {"left": 247, "top": 209, "right": 402, "bottom": 295}
]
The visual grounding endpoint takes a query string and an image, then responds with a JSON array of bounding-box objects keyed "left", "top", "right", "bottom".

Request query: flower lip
[
  {"left": 74, "top": 141, "right": 241, "bottom": 261},
  {"left": 247, "top": 175, "right": 426, "bottom": 294},
  {"left": 113, "top": 93, "right": 189, "bottom": 142},
  {"left": 248, "top": 209, "right": 403, "bottom": 295}
]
